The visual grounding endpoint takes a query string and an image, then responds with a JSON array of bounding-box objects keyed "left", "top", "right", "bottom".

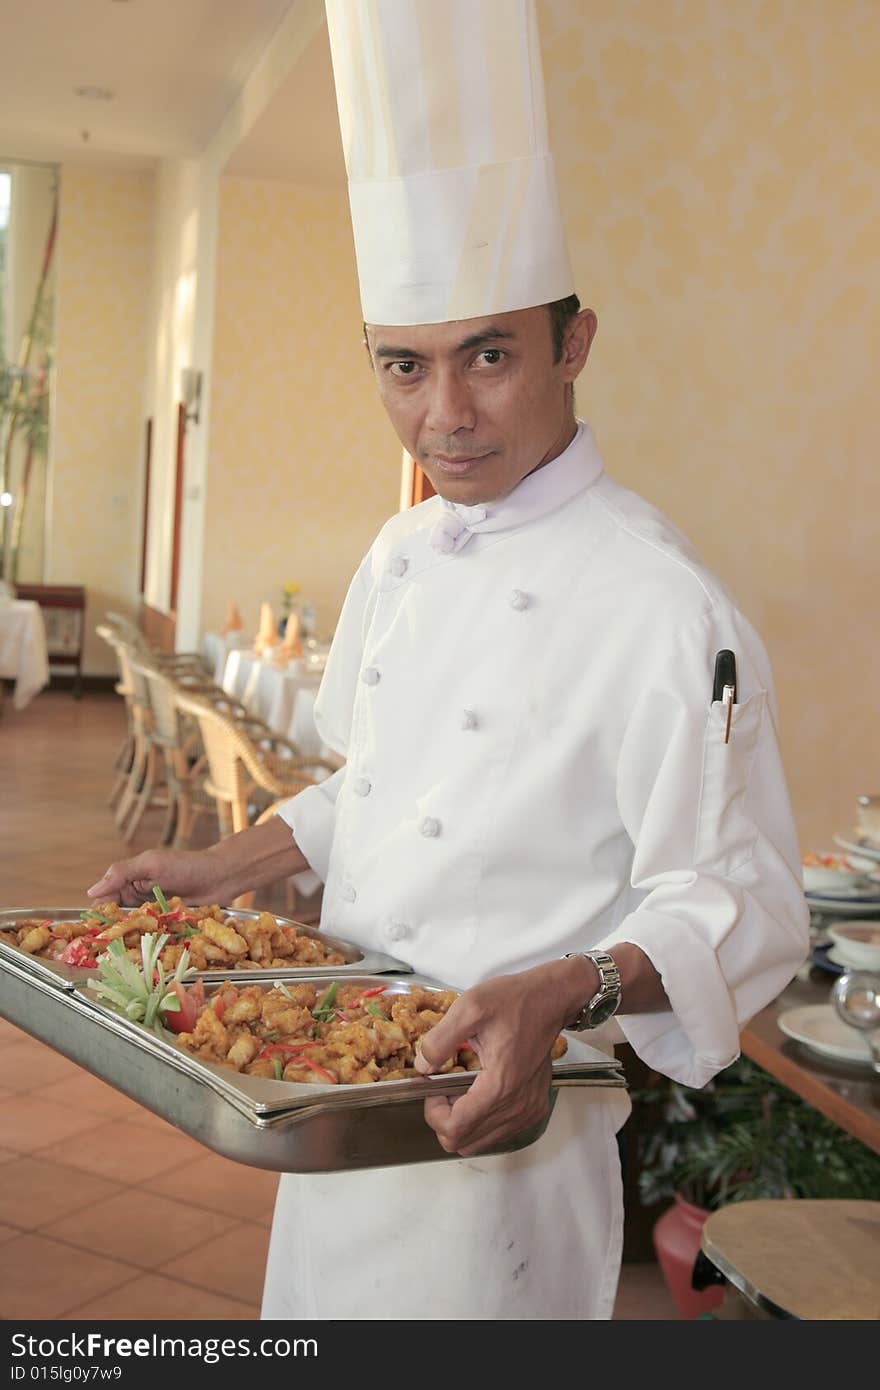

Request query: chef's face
[{"left": 365, "top": 305, "right": 597, "bottom": 504}]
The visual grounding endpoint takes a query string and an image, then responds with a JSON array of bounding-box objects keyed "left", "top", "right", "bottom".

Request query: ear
[{"left": 560, "top": 309, "right": 597, "bottom": 383}]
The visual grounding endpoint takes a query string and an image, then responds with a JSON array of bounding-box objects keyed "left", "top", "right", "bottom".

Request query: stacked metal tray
[
  {"left": 0, "top": 909, "right": 626, "bottom": 1173},
  {"left": 0, "top": 906, "right": 411, "bottom": 989}
]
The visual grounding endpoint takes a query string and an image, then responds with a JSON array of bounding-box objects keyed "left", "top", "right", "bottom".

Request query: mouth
[{"left": 430, "top": 452, "right": 494, "bottom": 476}]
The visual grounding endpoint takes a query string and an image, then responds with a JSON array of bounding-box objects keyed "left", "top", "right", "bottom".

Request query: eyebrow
[{"left": 372, "top": 326, "right": 516, "bottom": 360}]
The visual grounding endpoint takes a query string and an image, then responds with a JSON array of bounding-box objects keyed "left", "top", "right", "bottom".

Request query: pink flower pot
[{"left": 652, "top": 1193, "right": 724, "bottom": 1319}]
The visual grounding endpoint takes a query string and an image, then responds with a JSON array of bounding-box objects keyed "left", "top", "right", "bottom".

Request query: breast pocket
[{"left": 694, "top": 690, "right": 768, "bottom": 876}]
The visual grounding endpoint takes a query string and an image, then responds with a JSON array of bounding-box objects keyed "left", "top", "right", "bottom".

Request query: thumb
[
  {"left": 414, "top": 999, "right": 475, "bottom": 1075},
  {"left": 87, "top": 865, "right": 122, "bottom": 898}
]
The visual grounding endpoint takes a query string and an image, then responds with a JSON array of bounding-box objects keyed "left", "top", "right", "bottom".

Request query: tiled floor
[{"left": 0, "top": 689, "right": 679, "bottom": 1320}]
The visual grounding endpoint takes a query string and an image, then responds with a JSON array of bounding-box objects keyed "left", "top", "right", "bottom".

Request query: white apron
[{"left": 262, "top": 1088, "right": 628, "bottom": 1321}]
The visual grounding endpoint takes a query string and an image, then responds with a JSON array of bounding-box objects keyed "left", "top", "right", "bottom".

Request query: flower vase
[{"left": 652, "top": 1193, "right": 724, "bottom": 1319}]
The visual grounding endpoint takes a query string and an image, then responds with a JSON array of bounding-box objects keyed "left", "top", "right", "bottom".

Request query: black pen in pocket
[{"left": 712, "top": 650, "right": 737, "bottom": 744}]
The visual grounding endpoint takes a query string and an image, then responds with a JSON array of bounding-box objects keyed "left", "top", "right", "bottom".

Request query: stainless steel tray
[
  {"left": 0, "top": 907, "right": 410, "bottom": 993},
  {"left": 0, "top": 959, "right": 626, "bottom": 1172}
]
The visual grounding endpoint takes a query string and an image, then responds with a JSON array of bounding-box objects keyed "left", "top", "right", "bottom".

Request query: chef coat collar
[{"left": 427, "top": 422, "right": 603, "bottom": 555}]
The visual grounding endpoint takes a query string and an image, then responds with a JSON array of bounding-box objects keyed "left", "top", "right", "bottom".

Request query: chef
[{"left": 89, "top": 0, "right": 809, "bottom": 1319}]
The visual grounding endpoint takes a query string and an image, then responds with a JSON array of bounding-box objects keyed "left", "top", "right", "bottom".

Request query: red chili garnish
[
  {"left": 293, "top": 1056, "right": 337, "bottom": 1084},
  {"left": 353, "top": 985, "right": 388, "bottom": 1003},
  {"left": 334, "top": 1009, "right": 351, "bottom": 1022}
]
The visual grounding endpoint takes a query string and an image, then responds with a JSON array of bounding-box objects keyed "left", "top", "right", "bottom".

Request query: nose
[{"left": 424, "top": 367, "right": 477, "bottom": 435}]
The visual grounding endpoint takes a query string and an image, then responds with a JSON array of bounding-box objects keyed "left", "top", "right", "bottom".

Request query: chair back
[
  {"left": 134, "top": 659, "right": 182, "bottom": 745},
  {"left": 174, "top": 690, "right": 251, "bottom": 810},
  {"left": 95, "top": 622, "right": 132, "bottom": 695}
]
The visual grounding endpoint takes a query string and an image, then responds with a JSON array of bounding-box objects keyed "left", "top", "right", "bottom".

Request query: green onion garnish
[
  {"left": 272, "top": 1058, "right": 283, "bottom": 1081},
  {"left": 152, "top": 885, "right": 170, "bottom": 914},
  {"left": 366, "top": 1002, "right": 390, "bottom": 1020}
]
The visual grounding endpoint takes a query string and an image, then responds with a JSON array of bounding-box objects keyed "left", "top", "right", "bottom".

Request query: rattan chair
[
  {"left": 104, "top": 610, "right": 212, "bottom": 680},
  {"left": 111, "top": 639, "right": 236, "bottom": 842},
  {"left": 95, "top": 623, "right": 137, "bottom": 809},
  {"left": 173, "top": 690, "right": 337, "bottom": 913}
]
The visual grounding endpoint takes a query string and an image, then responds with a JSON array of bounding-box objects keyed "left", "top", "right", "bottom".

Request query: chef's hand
[
  {"left": 87, "top": 846, "right": 228, "bottom": 907},
  {"left": 414, "top": 960, "right": 587, "bottom": 1157},
  {"left": 87, "top": 816, "right": 310, "bottom": 907}
]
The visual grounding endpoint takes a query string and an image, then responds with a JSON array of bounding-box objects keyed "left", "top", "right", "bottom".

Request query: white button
[
  {"left": 353, "top": 775, "right": 372, "bottom": 797},
  {"left": 361, "top": 666, "right": 381, "bottom": 686},
  {"left": 389, "top": 557, "right": 409, "bottom": 578},
  {"left": 386, "top": 921, "right": 411, "bottom": 942},
  {"left": 418, "top": 816, "right": 441, "bottom": 838},
  {"left": 460, "top": 709, "right": 477, "bottom": 731},
  {"left": 338, "top": 882, "right": 357, "bottom": 903},
  {"left": 508, "top": 589, "right": 529, "bottom": 611}
]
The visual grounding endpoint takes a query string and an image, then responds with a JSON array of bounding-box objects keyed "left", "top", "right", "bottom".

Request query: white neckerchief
[{"left": 427, "top": 422, "right": 604, "bottom": 555}]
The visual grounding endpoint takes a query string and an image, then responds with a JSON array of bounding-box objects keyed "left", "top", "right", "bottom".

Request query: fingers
[
  {"left": 87, "top": 864, "right": 126, "bottom": 901},
  {"left": 87, "top": 856, "right": 156, "bottom": 906},
  {"left": 423, "top": 1070, "right": 550, "bottom": 1156},
  {"left": 413, "top": 995, "right": 480, "bottom": 1076}
]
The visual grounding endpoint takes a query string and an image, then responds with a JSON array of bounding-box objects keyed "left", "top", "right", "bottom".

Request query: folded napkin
[
  {"left": 280, "top": 609, "right": 304, "bottom": 660},
  {"left": 222, "top": 601, "right": 244, "bottom": 635},
  {"left": 253, "top": 602, "right": 279, "bottom": 654}
]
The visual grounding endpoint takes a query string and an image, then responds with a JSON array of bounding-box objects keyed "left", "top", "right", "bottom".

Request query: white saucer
[
  {"left": 804, "top": 891, "right": 880, "bottom": 916},
  {"left": 826, "top": 945, "right": 864, "bottom": 971},
  {"left": 833, "top": 830, "right": 880, "bottom": 863},
  {"left": 777, "top": 1004, "right": 874, "bottom": 1066}
]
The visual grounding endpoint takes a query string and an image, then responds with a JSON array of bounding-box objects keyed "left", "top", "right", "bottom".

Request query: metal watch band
[{"left": 563, "top": 950, "right": 622, "bottom": 1030}]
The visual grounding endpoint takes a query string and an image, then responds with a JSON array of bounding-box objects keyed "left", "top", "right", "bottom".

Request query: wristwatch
[{"left": 563, "top": 950, "right": 622, "bottom": 1030}]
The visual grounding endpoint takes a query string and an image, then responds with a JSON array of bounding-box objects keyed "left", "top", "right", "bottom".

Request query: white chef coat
[{"left": 262, "top": 422, "right": 809, "bottom": 1321}]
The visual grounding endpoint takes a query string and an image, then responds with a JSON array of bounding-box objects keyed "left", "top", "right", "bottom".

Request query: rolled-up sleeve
[{"left": 598, "top": 605, "right": 810, "bottom": 1088}]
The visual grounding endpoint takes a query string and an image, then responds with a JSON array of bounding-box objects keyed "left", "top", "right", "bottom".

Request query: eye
[
  {"left": 388, "top": 360, "right": 420, "bottom": 378},
  {"left": 474, "top": 348, "right": 504, "bottom": 367}
]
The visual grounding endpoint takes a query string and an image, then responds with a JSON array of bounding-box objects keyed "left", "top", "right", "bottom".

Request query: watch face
[{"left": 590, "top": 995, "right": 620, "bottom": 1026}]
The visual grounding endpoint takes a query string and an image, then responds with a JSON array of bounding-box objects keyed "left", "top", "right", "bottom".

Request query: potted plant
[{"left": 633, "top": 1056, "right": 880, "bottom": 1318}]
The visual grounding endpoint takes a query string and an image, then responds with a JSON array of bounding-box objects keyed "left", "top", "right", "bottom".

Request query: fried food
[
  {"left": 176, "top": 980, "right": 568, "bottom": 1085},
  {"left": 0, "top": 901, "right": 346, "bottom": 973}
]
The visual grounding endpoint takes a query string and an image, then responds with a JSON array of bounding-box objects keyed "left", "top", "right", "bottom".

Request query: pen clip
[{"left": 722, "top": 684, "right": 734, "bottom": 744}]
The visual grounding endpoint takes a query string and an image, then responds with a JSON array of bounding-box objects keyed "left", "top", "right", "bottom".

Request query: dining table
[
  {"left": 218, "top": 644, "right": 334, "bottom": 763},
  {"left": 741, "top": 948, "right": 880, "bottom": 1156},
  {"left": 201, "top": 628, "right": 250, "bottom": 685},
  {"left": 0, "top": 598, "right": 50, "bottom": 711}
]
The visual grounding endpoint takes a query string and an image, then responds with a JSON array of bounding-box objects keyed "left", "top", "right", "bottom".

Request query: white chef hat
[{"left": 324, "top": 0, "right": 574, "bottom": 326}]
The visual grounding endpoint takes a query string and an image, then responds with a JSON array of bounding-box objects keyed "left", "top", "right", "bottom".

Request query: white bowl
[
  {"left": 826, "top": 921, "right": 880, "bottom": 972},
  {"left": 802, "top": 851, "right": 871, "bottom": 893}
]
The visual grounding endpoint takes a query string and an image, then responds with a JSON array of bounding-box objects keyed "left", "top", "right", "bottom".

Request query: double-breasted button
[
  {"left": 460, "top": 709, "right": 477, "bottom": 731},
  {"left": 508, "top": 589, "right": 529, "bottom": 611},
  {"left": 338, "top": 882, "right": 357, "bottom": 903},
  {"left": 361, "top": 666, "right": 381, "bottom": 686},
  {"left": 418, "top": 816, "right": 441, "bottom": 838},
  {"left": 353, "top": 775, "right": 372, "bottom": 797},
  {"left": 389, "top": 556, "right": 409, "bottom": 578},
  {"left": 386, "top": 921, "right": 411, "bottom": 942}
]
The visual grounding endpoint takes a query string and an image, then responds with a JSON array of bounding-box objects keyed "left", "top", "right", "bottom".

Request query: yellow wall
[
  {"left": 200, "top": 175, "right": 400, "bottom": 639},
  {"left": 538, "top": 0, "right": 880, "bottom": 847},
  {"left": 49, "top": 166, "right": 154, "bottom": 674}
]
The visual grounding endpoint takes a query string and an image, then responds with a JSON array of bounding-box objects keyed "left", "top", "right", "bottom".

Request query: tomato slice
[
  {"left": 165, "top": 978, "right": 206, "bottom": 1034},
  {"left": 59, "top": 938, "right": 98, "bottom": 969}
]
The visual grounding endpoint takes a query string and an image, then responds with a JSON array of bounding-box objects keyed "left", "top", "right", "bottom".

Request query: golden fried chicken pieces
[
  {"left": 175, "top": 980, "right": 568, "bottom": 1087},
  {"left": 2, "top": 901, "right": 346, "bottom": 973}
]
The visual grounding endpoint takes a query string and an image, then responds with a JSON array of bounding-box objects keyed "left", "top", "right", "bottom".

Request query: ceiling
[{"left": 0, "top": 0, "right": 332, "bottom": 175}]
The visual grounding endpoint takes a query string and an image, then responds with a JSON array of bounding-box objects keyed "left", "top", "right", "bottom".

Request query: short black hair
[{"left": 547, "top": 293, "right": 581, "bottom": 362}]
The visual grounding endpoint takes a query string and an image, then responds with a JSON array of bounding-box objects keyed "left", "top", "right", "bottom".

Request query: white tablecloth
[
  {"left": 201, "top": 629, "right": 249, "bottom": 685},
  {"left": 222, "top": 649, "right": 330, "bottom": 760},
  {"left": 0, "top": 600, "right": 50, "bottom": 710}
]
